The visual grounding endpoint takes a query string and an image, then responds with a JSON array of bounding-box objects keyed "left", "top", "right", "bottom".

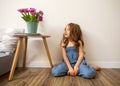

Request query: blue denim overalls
[{"left": 52, "top": 46, "right": 96, "bottom": 78}]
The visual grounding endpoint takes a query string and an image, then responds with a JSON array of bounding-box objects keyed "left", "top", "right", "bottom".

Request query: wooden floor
[{"left": 0, "top": 68, "right": 120, "bottom": 86}]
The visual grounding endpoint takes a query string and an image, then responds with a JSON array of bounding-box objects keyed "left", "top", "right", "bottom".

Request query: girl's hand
[
  {"left": 74, "top": 66, "right": 79, "bottom": 75},
  {"left": 68, "top": 68, "right": 75, "bottom": 76}
]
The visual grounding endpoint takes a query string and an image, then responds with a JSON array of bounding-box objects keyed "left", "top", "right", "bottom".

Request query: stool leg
[
  {"left": 42, "top": 37, "right": 53, "bottom": 68},
  {"left": 23, "top": 37, "right": 28, "bottom": 68},
  {"left": 8, "top": 37, "right": 23, "bottom": 80}
]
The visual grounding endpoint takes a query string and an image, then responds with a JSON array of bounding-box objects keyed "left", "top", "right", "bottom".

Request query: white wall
[{"left": 0, "top": 0, "right": 120, "bottom": 68}]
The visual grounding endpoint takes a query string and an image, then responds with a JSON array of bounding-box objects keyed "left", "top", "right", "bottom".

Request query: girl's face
[{"left": 64, "top": 25, "right": 70, "bottom": 38}]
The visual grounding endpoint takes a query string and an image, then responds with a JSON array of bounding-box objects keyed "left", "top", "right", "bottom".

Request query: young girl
[{"left": 52, "top": 23, "right": 100, "bottom": 78}]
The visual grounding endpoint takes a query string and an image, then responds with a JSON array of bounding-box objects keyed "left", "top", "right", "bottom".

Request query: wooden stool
[{"left": 8, "top": 33, "right": 53, "bottom": 80}]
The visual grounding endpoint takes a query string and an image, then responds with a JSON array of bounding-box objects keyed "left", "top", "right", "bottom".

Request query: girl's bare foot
[{"left": 89, "top": 64, "right": 101, "bottom": 71}]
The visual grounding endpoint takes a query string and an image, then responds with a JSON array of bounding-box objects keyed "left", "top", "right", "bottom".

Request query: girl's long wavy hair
[{"left": 61, "top": 23, "right": 84, "bottom": 52}]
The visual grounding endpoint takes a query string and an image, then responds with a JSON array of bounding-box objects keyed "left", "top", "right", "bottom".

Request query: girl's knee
[
  {"left": 82, "top": 69, "right": 96, "bottom": 79},
  {"left": 52, "top": 62, "right": 68, "bottom": 76},
  {"left": 52, "top": 67, "right": 59, "bottom": 76},
  {"left": 52, "top": 65, "right": 67, "bottom": 76}
]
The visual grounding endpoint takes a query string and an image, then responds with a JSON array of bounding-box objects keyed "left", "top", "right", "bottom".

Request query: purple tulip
[
  {"left": 23, "top": 8, "right": 29, "bottom": 12},
  {"left": 31, "top": 11, "right": 37, "bottom": 15},
  {"left": 18, "top": 8, "right": 29, "bottom": 13},
  {"left": 29, "top": 8, "right": 36, "bottom": 15},
  {"left": 29, "top": 8, "right": 36, "bottom": 12},
  {"left": 38, "top": 16, "right": 43, "bottom": 21},
  {"left": 39, "top": 10, "right": 44, "bottom": 16},
  {"left": 18, "top": 9, "right": 24, "bottom": 13}
]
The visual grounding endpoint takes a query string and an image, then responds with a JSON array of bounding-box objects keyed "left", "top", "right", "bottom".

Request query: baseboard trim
[
  {"left": 88, "top": 61, "right": 120, "bottom": 68},
  {"left": 19, "top": 61, "right": 50, "bottom": 68},
  {"left": 18, "top": 61, "right": 120, "bottom": 68}
]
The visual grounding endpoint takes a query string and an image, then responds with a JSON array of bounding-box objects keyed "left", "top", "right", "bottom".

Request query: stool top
[{"left": 13, "top": 33, "right": 50, "bottom": 38}]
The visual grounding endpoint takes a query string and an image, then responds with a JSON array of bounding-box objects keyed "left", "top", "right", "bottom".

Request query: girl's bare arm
[
  {"left": 75, "top": 41, "right": 84, "bottom": 67},
  {"left": 61, "top": 42, "right": 73, "bottom": 70}
]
